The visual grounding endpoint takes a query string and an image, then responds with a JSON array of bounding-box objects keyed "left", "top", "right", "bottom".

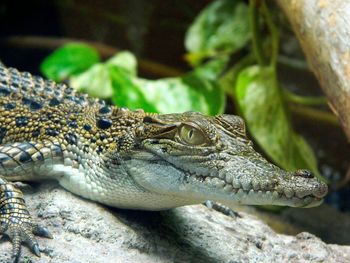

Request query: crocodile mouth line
[
  {"left": 183, "top": 170, "right": 323, "bottom": 203},
  {"left": 140, "top": 149, "right": 324, "bottom": 204}
]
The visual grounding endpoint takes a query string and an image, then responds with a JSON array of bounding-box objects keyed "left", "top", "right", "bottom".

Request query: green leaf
[
  {"left": 70, "top": 63, "right": 113, "bottom": 99},
  {"left": 109, "top": 66, "right": 158, "bottom": 113},
  {"left": 111, "top": 69, "right": 225, "bottom": 115},
  {"left": 185, "top": 0, "right": 250, "bottom": 65},
  {"left": 40, "top": 43, "right": 100, "bottom": 81},
  {"left": 70, "top": 52, "right": 137, "bottom": 99},
  {"left": 193, "top": 56, "right": 229, "bottom": 81},
  {"left": 108, "top": 53, "right": 225, "bottom": 115},
  {"left": 106, "top": 51, "right": 137, "bottom": 76},
  {"left": 235, "top": 65, "right": 321, "bottom": 179},
  {"left": 219, "top": 54, "right": 255, "bottom": 96},
  {"left": 67, "top": 50, "right": 225, "bottom": 115}
]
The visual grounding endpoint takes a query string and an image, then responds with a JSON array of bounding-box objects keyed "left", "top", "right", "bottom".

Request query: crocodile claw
[
  {"left": 0, "top": 219, "right": 52, "bottom": 262},
  {"left": 33, "top": 224, "right": 53, "bottom": 239},
  {"left": 32, "top": 243, "right": 41, "bottom": 257},
  {"left": 205, "top": 200, "right": 242, "bottom": 218}
]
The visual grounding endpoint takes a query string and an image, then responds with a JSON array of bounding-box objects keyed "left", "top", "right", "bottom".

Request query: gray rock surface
[{"left": 0, "top": 182, "right": 349, "bottom": 263}]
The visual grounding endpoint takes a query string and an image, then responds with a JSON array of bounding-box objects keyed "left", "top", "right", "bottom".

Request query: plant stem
[
  {"left": 261, "top": 1, "right": 279, "bottom": 67},
  {"left": 289, "top": 104, "right": 340, "bottom": 127},
  {"left": 1, "top": 36, "right": 183, "bottom": 77},
  {"left": 282, "top": 88, "right": 328, "bottom": 106},
  {"left": 219, "top": 54, "right": 255, "bottom": 96},
  {"left": 249, "top": 0, "right": 266, "bottom": 66},
  {"left": 278, "top": 55, "right": 309, "bottom": 71}
]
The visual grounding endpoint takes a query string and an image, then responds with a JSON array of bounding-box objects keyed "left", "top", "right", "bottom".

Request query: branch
[
  {"left": 0, "top": 36, "right": 183, "bottom": 77},
  {"left": 275, "top": 0, "right": 350, "bottom": 141}
]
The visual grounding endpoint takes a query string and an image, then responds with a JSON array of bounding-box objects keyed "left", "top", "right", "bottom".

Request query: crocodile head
[{"left": 124, "top": 111, "right": 327, "bottom": 209}]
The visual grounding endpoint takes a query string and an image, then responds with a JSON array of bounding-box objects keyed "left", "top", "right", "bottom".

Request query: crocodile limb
[
  {"left": 0, "top": 65, "right": 328, "bottom": 261},
  {"left": 205, "top": 200, "right": 241, "bottom": 218},
  {"left": 0, "top": 178, "right": 52, "bottom": 262}
]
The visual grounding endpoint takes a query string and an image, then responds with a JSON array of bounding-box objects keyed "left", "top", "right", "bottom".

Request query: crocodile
[{"left": 0, "top": 65, "right": 328, "bottom": 262}]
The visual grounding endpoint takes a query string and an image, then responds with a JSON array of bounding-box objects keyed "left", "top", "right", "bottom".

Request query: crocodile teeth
[
  {"left": 237, "top": 189, "right": 244, "bottom": 196},
  {"left": 260, "top": 181, "right": 270, "bottom": 190},
  {"left": 268, "top": 181, "right": 276, "bottom": 189},
  {"left": 275, "top": 186, "right": 284, "bottom": 194},
  {"left": 225, "top": 173, "right": 233, "bottom": 184},
  {"left": 295, "top": 189, "right": 307, "bottom": 198},
  {"left": 211, "top": 178, "right": 225, "bottom": 187},
  {"left": 232, "top": 179, "right": 241, "bottom": 189},
  {"left": 304, "top": 196, "right": 312, "bottom": 203},
  {"left": 284, "top": 189, "right": 294, "bottom": 198},
  {"left": 242, "top": 180, "right": 252, "bottom": 191},
  {"left": 223, "top": 185, "right": 233, "bottom": 193},
  {"left": 272, "top": 191, "right": 279, "bottom": 199},
  {"left": 252, "top": 181, "right": 260, "bottom": 191}
]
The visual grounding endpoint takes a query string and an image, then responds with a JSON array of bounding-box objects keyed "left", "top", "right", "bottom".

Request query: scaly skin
[{"left": 0, "top": 66, "right": 328, "bottom": 261}]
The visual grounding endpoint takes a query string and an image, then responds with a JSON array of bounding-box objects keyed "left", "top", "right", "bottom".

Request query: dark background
[{"left": 0, "top": 0, "right": 209, "bottom": 73}]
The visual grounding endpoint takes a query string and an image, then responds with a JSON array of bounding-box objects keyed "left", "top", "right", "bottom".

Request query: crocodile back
[
  {"left": 0, "top": 66, "right": 145, "bottom": 154},
  {"left": 0, "top": 66, "right": 99, "bottom": 144}
]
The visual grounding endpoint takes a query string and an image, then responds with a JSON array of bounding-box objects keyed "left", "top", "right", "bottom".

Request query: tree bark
[{"left": 276, "top": 0, "right": 350, "bottom": 141}]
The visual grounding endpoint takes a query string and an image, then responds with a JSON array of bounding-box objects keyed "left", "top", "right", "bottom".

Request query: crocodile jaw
[
  {"left": 125, "top": 141, "right": 327, "bottom": 209},
  {"left": 126, "top": 159, "right": 327, "bottom": 209}
]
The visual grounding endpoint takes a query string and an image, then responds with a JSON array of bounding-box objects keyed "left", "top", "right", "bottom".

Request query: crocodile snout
[
  {"left": 290, "top": 169, "right": 328, "bottom": 199},
  {"left": 312, "top": 181, "right": 328, "bottom": 198}
]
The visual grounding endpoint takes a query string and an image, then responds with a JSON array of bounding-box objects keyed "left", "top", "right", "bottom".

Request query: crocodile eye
[{"left": 178, "top": 124, "right": 207, "bottom": 146}]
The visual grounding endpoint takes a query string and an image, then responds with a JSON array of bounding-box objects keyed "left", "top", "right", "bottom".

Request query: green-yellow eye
[{"left": 178, "top": 124, "right": 207, "bottom": 146}]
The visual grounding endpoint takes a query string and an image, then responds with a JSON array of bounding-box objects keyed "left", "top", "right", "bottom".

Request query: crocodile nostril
[
  {"left": 295, "top": 169, "right": 314, "bottom": 178},
  {"left": 314, "top": 182, "right": 328, "bottom": 198}
]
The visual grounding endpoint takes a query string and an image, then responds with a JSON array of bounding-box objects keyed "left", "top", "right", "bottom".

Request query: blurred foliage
[
  {"left": 235, "top": 66, "right": 320, "bottom": 178},
  {"left": 40, "top": 43, "right": 100, "bottom": 81},
  {"left": 47, "top": 50, "right": 226, "bottom": 115},
  {"left": 40, "top": 0, "right": 327, "bottom": 180},
  {"left": 110, "top": 56, "right": 226, "bottom": 115},
  {"left": 185, "top": 0, "right": 250, "bottom": 66},
  {"left": 70, "top": 52, "right": 137, "bottom": 99}
]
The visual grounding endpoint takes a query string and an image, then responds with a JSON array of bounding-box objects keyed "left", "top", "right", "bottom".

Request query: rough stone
[{"left": 0, "top": 182, "right": 349, "bottom": 263}]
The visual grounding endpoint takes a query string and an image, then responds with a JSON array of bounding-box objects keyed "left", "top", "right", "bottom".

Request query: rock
[
  {"left": 276, "top": 204, "right": 350, "bottom": 245},
  {"left": 0, "top": 182, "right": 349, "bottom": 263}
]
